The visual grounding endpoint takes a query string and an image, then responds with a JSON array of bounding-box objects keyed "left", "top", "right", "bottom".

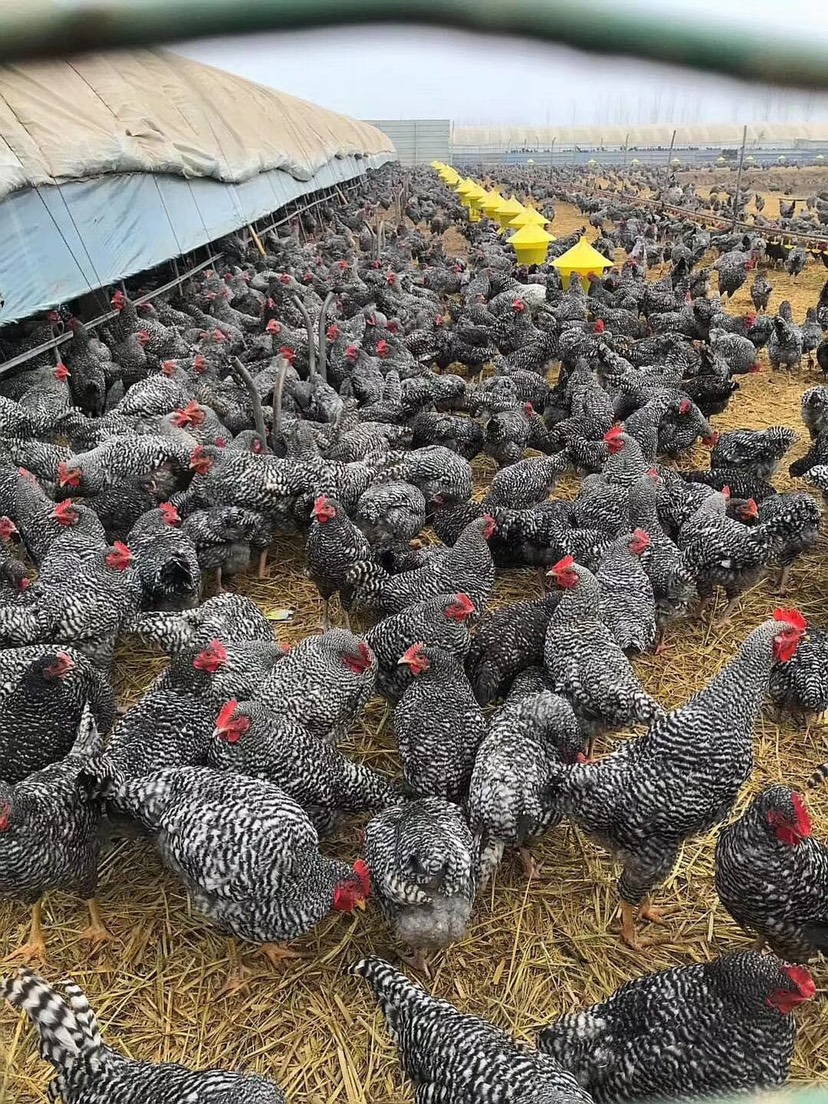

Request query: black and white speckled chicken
[
  {"left": 546, "top": 611, "right": 806, "bottom": 947},
  {"left": 207, "top": 699, "right": 401, "bottom": 834},
  {"left": 410, "top": 411, "right": 484, "bottom": 462},
  {"left": 544, "top": 557, "right": 662, "bottom": 752},
  {"left": 0, "top": 706, "right": 109, "bottom": 962},
  {"left": 117, "top": 766, "right": 370, "bottom": 961},
  {"left": 538, "top": 951, "right": 814, "bottom": 1103},
  {"left": 769, "top": 625, "right": 828, "bottom": 729},
  {"left": 57, "top": 435, "right": 191, "bottom": 496},
  {"left": 365, "top": 592, "right": 475, "bottom": 702},
  {"left": 711, "top": 426, "right": 796, "bottom": 479},
  {"left": 768, "top": 305, "right": 803, "bottom": 371},
  {"left": 181, "top": 505, "right": 268, "bottom": 590},
  {"left": 2, "top": 968, "right": 287, "bottom": 1103},
  {"left": 255, "top": 629, "right": 375, "bottom": 743},
  {"left": 757, "top": 492, "right": 822, "bottom": 592},
  {"left": 127, "top": 504, "right": 201, "bottom": 611},
  {"left": 346, "top": 515, "right": 496, "bottom": 617},
  {"left": 364, "top": 797, "right": 479, "bottom": 975},
  {"left": 465, "top": 591, "right": 561, "bottom": 706},
  {"left": 716, "top": 786, "right": 828, "bottom": 962},
  {"left": 714, "top": 250, "right": 757, "bottom": 298},
  {"left": 627, "top": 474, "right": 695, "bottom": 638},
  {"left": 305, "top": 496, "right": 375, "bottom": 628},
  {"left": 394, "top": 643, "right": 487, "bottom": 802},
  {"left": 354, "top": 481, "right": 426, "bottom": 548},
  {"left": 487, "top": 454, "right": 568, "bottom": 510},
  {"left": 596, "top": 529, "right": 657, "bottom": 653},
  {"left": 751, "top": 271, "right": 774, "bottom": 312},
  {"left": 134, "top": 592, "right": 275, "bottom": 655},
  {"left": 0, "top": 645, "right": 114, "bottom": 785},
  {"left": 157, "top": 638, "right": 286, "bottom": 711},
  {"left": 348, "top": 956, "right": 592, "bottom": 1104},
  {"left": 680, "top": 467, "right": 777, "bottom": 504},
  {"left": 470, "top": 679, "right": 584, "bottom": 881},
  {"left": 483, "top": 402, "right": 535, "bottom": 466}
]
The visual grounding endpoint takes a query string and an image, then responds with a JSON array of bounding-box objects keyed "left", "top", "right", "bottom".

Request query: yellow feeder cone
[
  {"left": 455, "top": 179, "right": 475, "bottom": 199},
  {"left": 496, "top": 196, "right": 524, "bottom": 228},
  {"left": 551, "top": 237, "right": 613, "bottom": 289},
  {"left": 480, "top": 190, "right": 505, "bottom": 218},
  {"left": 524, "top": 207, "right": 551, "bottom": 227},
  {"left": 508, "top": 223, "right": 554, "bottom": 266}
]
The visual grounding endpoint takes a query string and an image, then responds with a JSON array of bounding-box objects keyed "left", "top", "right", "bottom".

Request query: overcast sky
[{"left": 177, "top": 0, "right": 828, "bottom": 128}]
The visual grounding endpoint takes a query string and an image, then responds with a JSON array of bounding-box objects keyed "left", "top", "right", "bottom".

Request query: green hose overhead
[{"left": 3, "top": 0, "right": 828, "bottom": 90}]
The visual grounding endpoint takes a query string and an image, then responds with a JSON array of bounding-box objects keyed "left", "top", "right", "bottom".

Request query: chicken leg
[
  {"left": 257, "top": 550, "right": 269, "bottom": 579},
  {"left": 4, "top": 899, "right": 47, "bottom": 964},
  {"left": 620, "top": 898, "right": 671, "bottom": 950},
  {"left": 260, "top": 943, "right": 307, "bottom": 968},
  {"left": 79, "top": 898, "right": 114, "bottom": 947},
  {"left": 715, "top": 596, "right": 741, "bottom": 625}
]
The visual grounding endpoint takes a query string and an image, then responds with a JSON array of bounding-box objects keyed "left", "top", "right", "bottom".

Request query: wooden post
[
  {"left": 663, "top": 129, "right": 676, "bottom": 198},
  {"left": 623, "top": 132, "right": 630, "bottom": 167},
  {"left": 248, "top": 224, "right": 266, "bottom": 257},
  {"left": 731, "top": 124, "right": 748, "bottom": 229}
]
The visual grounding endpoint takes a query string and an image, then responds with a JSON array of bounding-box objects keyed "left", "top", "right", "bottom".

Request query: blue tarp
[{"left": 0, "top": 152, "right": 394, "bottom": 325}]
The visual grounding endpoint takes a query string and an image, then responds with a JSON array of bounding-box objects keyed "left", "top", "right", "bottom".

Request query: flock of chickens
[{"left": 1, "top": 160, "right": 828, "bottom": 1103}]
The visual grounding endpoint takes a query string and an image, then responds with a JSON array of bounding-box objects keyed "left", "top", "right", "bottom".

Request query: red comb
[
  {"left": 552, "top": 554, "right": 575, "bottom": 572},
  {"left": 774, "top": 609, "right": 807, "bottom": 632},
  {"left": 603, "top": 425, "right": 623, "bottom": 440},
  {"left": 216, "top": 699, "right": 239, "bottom": 730},
  {"left": 353, "top": 858, "right": 372, "bottom": 895}
]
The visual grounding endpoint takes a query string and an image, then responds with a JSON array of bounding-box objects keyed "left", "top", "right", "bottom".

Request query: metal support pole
[{"left": 731, "top": 124, "right": 748, "bottom": 229}]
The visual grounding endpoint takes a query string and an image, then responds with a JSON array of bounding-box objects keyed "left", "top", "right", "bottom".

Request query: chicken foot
[
  {"left": 620, "top": 898, "right": 672, "bottom": 950},
  {"left": 79, "top": 898, "right": 114, "bottom": 947},
  {"left": 398, "top": 945, "right": 431, "bottom": 978},
  {"left": 260, "top": 943, "right": 308, "bottom": 968},
  {"left": 4, "top": 899, "right": 47, "bottom": 964}
]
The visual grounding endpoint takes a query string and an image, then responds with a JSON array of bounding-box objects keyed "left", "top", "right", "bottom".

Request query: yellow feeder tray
[
  {"left": 496, "top": 196, "right": 524, "bottom": 228},
  {"left": 480, "top": 190, "right": 505, "bottom": 218},
  {"left": 523, "top": 207, "right": 551, "bottom": 227},
  {"left": 551, "top": 237, "right": 613, "bottom": 289},
  {"left": 508, "top": 223, "right": 555, "bottom": 266}
]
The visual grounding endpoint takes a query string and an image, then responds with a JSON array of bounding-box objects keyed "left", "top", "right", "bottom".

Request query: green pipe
[{"left": 3, "top": 0, "right": 828, "bottom": 91}]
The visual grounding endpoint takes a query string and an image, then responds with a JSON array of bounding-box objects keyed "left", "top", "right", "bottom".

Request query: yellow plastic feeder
[
  {"left": 508, "top": 223, "right": 555, "bottom": 266},
  {"left": 455, "top": 178, "right": 475, "bottom": 198},
  {"left": 480, "top": 190, "right": 505, "bottom": 218},
  {"left": 496, "top": 196, "right": 524, "bottom": 227},
  {"left": 551, "top": 237, "right": 613, "bottom": 289},
  {"left": 466, "top": 184, "right": 488, "bottom": 213}
]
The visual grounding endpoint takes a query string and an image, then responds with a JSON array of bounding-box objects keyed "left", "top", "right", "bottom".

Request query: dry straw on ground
[{"left": 2, "top": 193, "right": 828, "bottom": 1103}]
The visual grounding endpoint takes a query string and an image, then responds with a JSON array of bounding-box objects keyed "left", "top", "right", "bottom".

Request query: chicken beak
[{"left": 355, "top": 899, "right": 367, "bottom": 912}]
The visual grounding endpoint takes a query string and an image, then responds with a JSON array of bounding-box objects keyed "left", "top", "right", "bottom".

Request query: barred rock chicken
[
  {"left": 355, "top": 481, "right": 426, "bottom": 547},
  {"left": 348, "top": 956, "right": 592, "bottom": 1104},
  {"left": 0, "top": 645, "right": 115, "bottom": 784},
  {"left": 714, "top": 250, "right": 757, "bottom": 298},
  {"left": 538, "top": 952, "right": 814, "bottom": 1103},
  {"left": 116, "top": 767, "right": 370, "bottom": 963},
  {"left": 207, "top": 698, "right": 401, "bottom": 834},
  {"left": 751, "top": 271, "right": 774, "bottom": 312},
  {"left": 768, "top": 308, "right": 803, "bottom": 371},
  {"left": 487, "top": 454, "right": 568, "bottom": 510},
  {"left": 0, "top": 707, "right": 109, "bottom": 962},
  {"left": 544, "top": 557, "right": 662, "bottom": 753},
  {"left": 127, "top": 504, "right": 201, "bottom": 611},
  {"left": 306, "top": 495, "right": 374, "bottom": 628},
  {"left": 716, "top": 786, "right": 828, "bottom": 961},
  {"left": 465, "top": 591, "right": 561, "bottom": 705},
  {"left": 364, "top": 797, "right": 479, "bottom": 975},
  {"left": 157, "top": 638, "right": 286, "bottom": 710},
  {"left": 182, "top": 505, "right": 270, "bottom": 590},
  {"left": 470, "top": 679, "right": 584, "bottom": 880},
  {"left": 769, "top": 626, "right": 828, "bottom": 730},
  {"left": 596, "top": 529, "right": 657, "bottom": 653},
  {"left": 394, "top": 643, "right": 486, "bottom": 802},
  {"left": 545, "top": 611, "right": 806, "bottom": 947},
  {"left": 365, "top": 592, "right": 475, "bottom": 702},
  {"left": 346, "top": 515, "right": 496, "bottom": 617},
  {"left": 133, "top": 592, "right": 275, "bottom": 654},
  {"left": 2, "top": 968, "right": 287, "bottom": 1102},
  {"left": 255, "top": 629, "right": 375, "bottom": 743},
  {"left": 711, "top": 426, "right": 796, "bottom": 479},
  {"left": 57, "top": 435, "right": 191, "bottom": 495},
  {"left": 758, "top": 492, "right": 822, "bottom": 592}
]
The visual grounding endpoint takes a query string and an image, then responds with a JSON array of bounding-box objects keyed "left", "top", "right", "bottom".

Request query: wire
[{"left": 3, "top": 0, "right": 828, "bottom": 91}]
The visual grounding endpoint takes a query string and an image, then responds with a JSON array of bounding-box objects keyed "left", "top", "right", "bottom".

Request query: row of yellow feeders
[{"left": 432, "top": 162, "right": 611, "bottom": 280}]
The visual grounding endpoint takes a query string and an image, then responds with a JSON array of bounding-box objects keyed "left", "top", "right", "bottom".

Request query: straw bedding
[{"left": 1, "top": 193, "right": 828, "bottom": 1103}]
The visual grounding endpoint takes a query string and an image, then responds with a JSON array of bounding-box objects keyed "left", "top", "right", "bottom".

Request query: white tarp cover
[
  {"left": 0, "top": 49, "right": 394, "bottom": 201},
  {"left": 452, "top": 123, "right": 828, "bottom": 149}
]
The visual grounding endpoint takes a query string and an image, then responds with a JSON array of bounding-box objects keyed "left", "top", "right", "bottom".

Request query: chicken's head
[
  {"left": 338, "top": 260, "right": 349, "bottom": 271},
  {"left": 679, "top": 398, "right": 692, "bottom": 415},
  {"left": 646, "top": 468, "right": 662, "bottom": 486},
  {"left": 58, "top": 463, "right": 82, "bottom": 489},
  {"left": 702, "top": 430, "right": 719, "bottom": 448},
  {"left": 444, "top": 592, "right": 476, "bottom": 622},
  {"left": 773, "top": 608, "right": 807, "bottom": 664},
  {"left": 547, "top": 554, "right": 579, "bottom": 589},
  {"left": 111, "top": 289, "right": 126, "bottom": 312},
  {"left": 214, "top": 698, "right": 250, "bottom": 744},
  {"left": 750, "top": 361, "right": 763, "bottom": 374},
  {"left": 265, "top": 319, "right": 282, "bottom": 336},
  {"left": 333, "top": 859, "right": 371, "bottom": 912},
  {"left": 386, "top": 320, "right": 399, "bottom": 335},
  {"left": 376, "top": 340, "right": 390, "bottom": 358},
  {"left": 159, "top": 503, "right": 180, "bottom": 527},
  {"left": 767, "top": 964, "right": 815, "bottom": 1015},
  {"left": 342, "top": 639, "right": 374, "bottom": 675},
  {"left": 137, "top": 330, "right": 151, "bottom": 348},
  {"left": 386, "top": 272, "right": 397, "bottom": 287},
  {"left": 345, "top": 344, "right": 360, "bottom": 364},
  {"left": 629, "top": 529, "right": 651, "bottom": 556},
  {"left": 193, "top": 354, "right": 207, "bottom": 374},
  {"left": 603, "top": 425, "right": 625, "bottom": 454},
  {"left": 278, "top": 274, "right": 291, "bottom": 286},
  {"left": 523, "top": 401, "right": 535, "bottom": 418},
  {"left": 398, "top": 642, "right": 430, "bottom": 676},
  {"left": 0, "top": 517, "right": 18, "bottom": 541},
  {"left": 54, "top": 363, "right": 70, "bottom": 382},
  {"left": 161, "top": 361, "right": 177, "bottom": 377},
  {"left": 43, "top": 651, "right": 75, "bottom": 681},
  {"left": 180, "top": 401, "right": 206, "bottom": 428},
  {"left": 302, "top": 271, "right": 314, "bottom": 285},
  {"left": 194, "top": 639, "right": 228, "bottom": 675},
  {"left": 54, "top": 500, "right": 79, "bottom": 527},
  {"left": 592, "top": 319, "right": 606, "bottom": 334},
  {"left": 312, "top": 496, "right": 337, "bottom": 524},
  {"left": 482, "top": 514, "right": 498, "bottom": 541},
  {"left": 189, "top": 446, "right": 213, "bottom": 476},
  {"left": 738, "top": 498, "right": 759, "bottom": 522},
  {"left": 326, "top": 325, "right": 341, "bottom": 342},
  {"left": 105, "top": 542, "right": 134, "bottom": 571},
  {"left": 279, "top": 346, "right": 296, "bottom": 364},
  {"left": 0, "top": 799, "right": 11, "bottom": 832},
  {"left": 764, "top": 787, "right": 813, "bottom": 847}
]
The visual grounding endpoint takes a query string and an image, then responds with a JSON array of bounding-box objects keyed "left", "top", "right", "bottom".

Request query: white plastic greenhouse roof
[{"left": 452, "top": 123, "right": 828, "bottom": 148}]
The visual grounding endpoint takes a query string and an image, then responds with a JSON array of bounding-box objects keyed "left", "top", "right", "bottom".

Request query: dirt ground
[{"left": 1, "top": 195, "right": 828, "bottom": 1104}]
